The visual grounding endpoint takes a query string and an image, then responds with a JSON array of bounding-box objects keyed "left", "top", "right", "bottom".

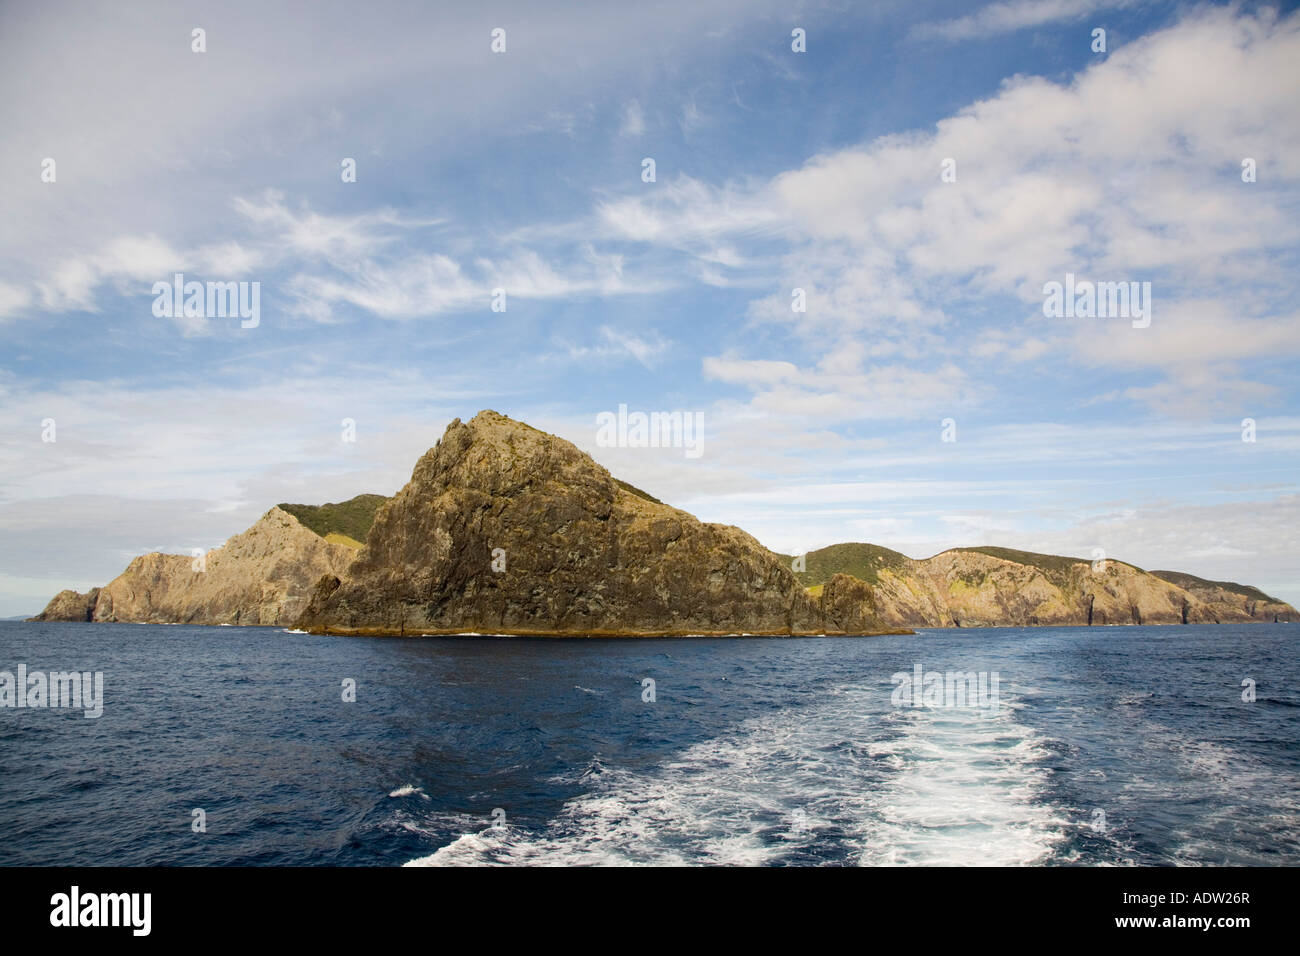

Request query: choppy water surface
[{"left": 1, "top": 621, "right": 1295, "bottom": 866}]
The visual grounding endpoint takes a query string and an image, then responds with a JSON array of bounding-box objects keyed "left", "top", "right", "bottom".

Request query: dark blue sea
[{"left": 1, "top": 621, "right": 1296, "bottom": 866}]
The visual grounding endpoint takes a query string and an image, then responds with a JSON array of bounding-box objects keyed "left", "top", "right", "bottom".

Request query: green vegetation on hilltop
[
  {"left": 778, "top": 542, "right": 912, "bottom": 588},
  {"left": 780, "top": 542, "right": 1157, "bottom": 591},
  {"left": 1150, "top": 570, "right": 1281, "bottom": 605},
  {"left": 949, "top": 546, "right": 1143, "bottom": 576},
  {"left": 615, "top": 479, "right": 663, "bottom": 505},
  {"left": 279, "top": 494, "right": 388, "bottom": 544}
]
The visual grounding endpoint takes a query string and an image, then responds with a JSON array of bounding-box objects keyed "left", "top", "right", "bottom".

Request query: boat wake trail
[{"left": 404, "top": 684, "right": 1067, "bottom": 866}]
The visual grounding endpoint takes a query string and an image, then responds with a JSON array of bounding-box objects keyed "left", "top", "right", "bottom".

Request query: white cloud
[
  {"left": 704, "top": 351, "right": 981, "bottom": 422},
  {"left": 0, "top": 0, "right": 795, "bottom": 281},
  {"left": 554, "top": 325, "right": 672, "bottom": 369},
  {"left": 619, "top": 99, "right": 646, "bottom": 137},
  {"left": 35, "top": 235, "right": 185, "bottom": 312},
  {"left": 9, "top": 187, "right": 670, "bottom": 327},
  {"left": 0, "top": 280, "right": 33, "bottom": 319},
  {"left": 597, "top": 7, "right": 1300, "bottom": 419},
  {"left": 596, "top": 175, "right": 782, "bottom": 244},
  {"left": 913, "top": 0, "right": 1133, "bottom": 42}
]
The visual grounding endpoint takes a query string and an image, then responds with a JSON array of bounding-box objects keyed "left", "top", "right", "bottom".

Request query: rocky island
[{"left": 31, "top": 411, "right": 1299, "bottom": 634}]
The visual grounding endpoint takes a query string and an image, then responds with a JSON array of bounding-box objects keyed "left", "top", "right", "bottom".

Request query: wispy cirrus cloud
[
  {"left": 912, "top": 0, "right": 1136, "bottom": 42},
  {"left": 550, "top": 325, "right": 673, "bottom": 369}
]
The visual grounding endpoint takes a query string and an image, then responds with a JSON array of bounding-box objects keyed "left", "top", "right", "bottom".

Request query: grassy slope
[
  {"left": 777, "top": 542, "right": 913, "bottom": 588},
  {"left": 1149, "top": 569, "right": 1282, "bottom": 605},
  {"left": 614, "top": 479, "right": 663, "bottom": 505},
  {"left": 279, "top": 494, "right": 389, "bottom": 544},
  {"left": 948, "top": 546, "right": 1142, "bottom": 575}
]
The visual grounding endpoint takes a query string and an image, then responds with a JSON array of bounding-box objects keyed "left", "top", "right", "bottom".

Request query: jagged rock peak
[{"left": 297, "top": 411, "right": 894, "bottom": 637}]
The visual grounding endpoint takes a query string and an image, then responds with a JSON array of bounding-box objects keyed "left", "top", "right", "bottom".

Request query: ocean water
[{"left": 0, "top": 621, "right": 1296, "bottom": 866}]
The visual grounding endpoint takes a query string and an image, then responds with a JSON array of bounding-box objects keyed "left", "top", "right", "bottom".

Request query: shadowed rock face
[
  {"left": 296, "top": 411, "right": 896, "bottom": 636},
  {"left": 30, "top": 588, "right": 100, "bottom": 622},
  {"left": 31, "top": 508, "right": 354, "bottom": 626},
  {"left": 818, "top": 574, "right": 882, "bottom": 633}
]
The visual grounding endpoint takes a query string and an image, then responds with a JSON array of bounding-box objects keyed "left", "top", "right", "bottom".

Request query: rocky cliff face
[
  {"left": 32, "top": 412, "right": 1296, "bottom": 634},
  {"left": 31, "top": 507, "right": 354, "bottom": 626},
  {"left": 1149, "top": 570, "right": 1297, "bottom": 623},
  {"left": 793, "top": 544, "right": 1300, "bottom": 627},
  {"left": 870, "top": 551, "right": 1189, "bottom": 627},
  {"left": 296, "top": 411, "right": 895, "bottom": 636}
]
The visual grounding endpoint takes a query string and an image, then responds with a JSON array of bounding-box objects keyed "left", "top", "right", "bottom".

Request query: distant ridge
[
  {"left": 1149, "top": 570, "right": 1285, "bottom": 609},
  {"left": 782, "top": 542, "right": 1298, "bottom": 627},
  {"left": 949, "top": 546, "right": 1142, "bottom": 575}
]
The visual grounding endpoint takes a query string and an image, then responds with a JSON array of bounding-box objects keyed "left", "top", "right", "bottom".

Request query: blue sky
[{"left": 2, "top": 0, "right": 1299, "bottom": 615}]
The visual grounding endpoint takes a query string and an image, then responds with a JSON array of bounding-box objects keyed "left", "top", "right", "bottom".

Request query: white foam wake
[
  {"left": 853, "top": 703, "right": 1067, "bottom": 865},
  {"left": 388, "top": 784, "right": 430, "bottom": 800},
  {"left": 404, "top": 683, "right": 1067, "bottom": 866}
]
